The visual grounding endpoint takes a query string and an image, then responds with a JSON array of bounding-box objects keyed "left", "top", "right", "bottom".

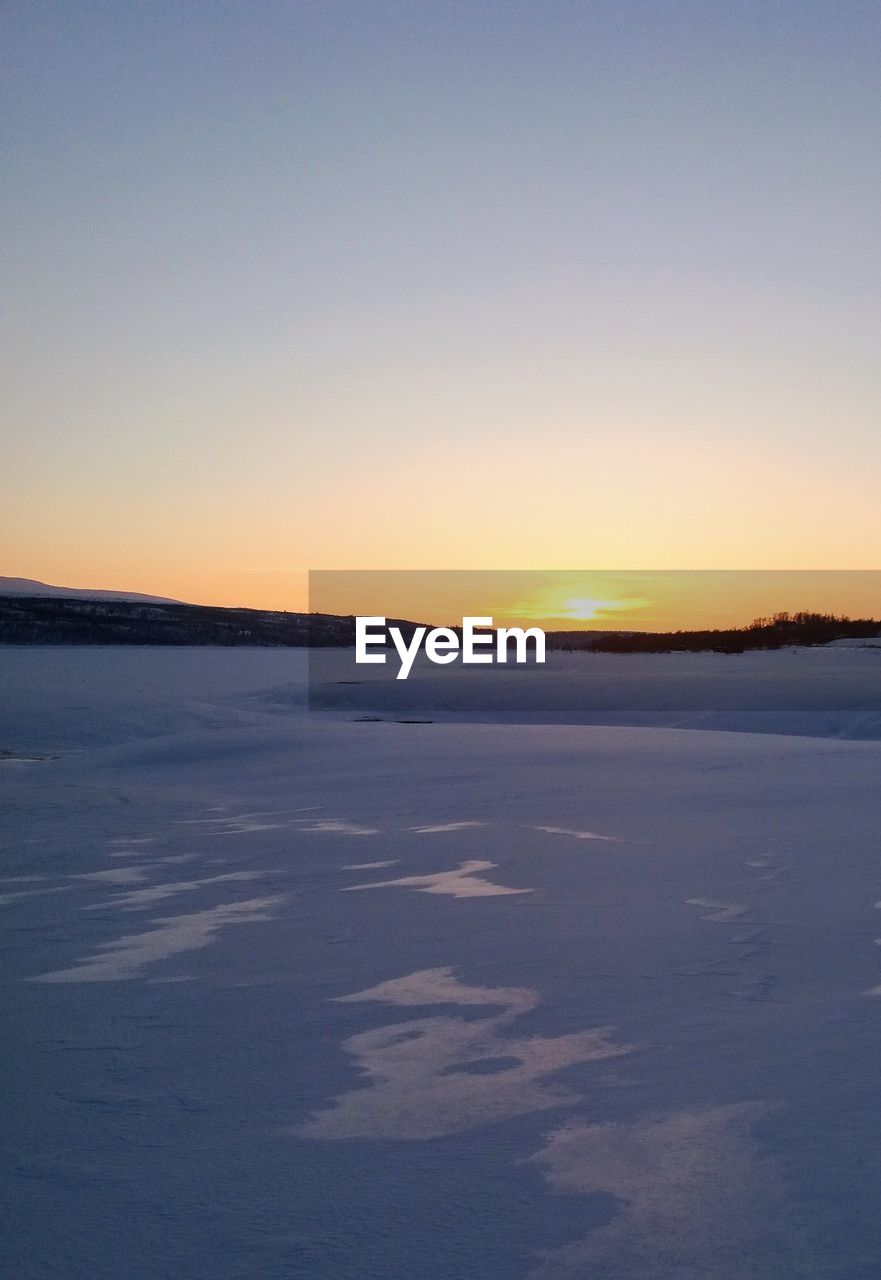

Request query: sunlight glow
[{"left": 560, "top": 596, "right": 648, "bottom": 621}]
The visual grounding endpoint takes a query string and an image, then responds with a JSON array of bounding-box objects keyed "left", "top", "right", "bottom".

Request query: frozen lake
[{"left": 3, "top": 647, "right": 881, "bottom": 1277}]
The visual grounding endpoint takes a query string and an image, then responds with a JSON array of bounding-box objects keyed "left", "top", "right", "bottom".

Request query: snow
[
  {"left": 4, "top": 646, "right": 881, "bottom": 1277},
  {"left": 308, "top": 643, "right": 881, "bottom": 738},
  {"left": 0, "top": 576, "right": 181, "bottom": 602},
  {"left": 828, "top": 634, "right": 881, "bottom": 647}
]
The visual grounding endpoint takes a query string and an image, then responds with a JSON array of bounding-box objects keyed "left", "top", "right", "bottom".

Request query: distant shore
[{"left": 2, "top": 595, "right": 879, "bottom": 654}]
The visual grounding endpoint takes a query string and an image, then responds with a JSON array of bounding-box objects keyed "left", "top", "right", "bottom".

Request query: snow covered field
[
  {"left": 309, "top": 642, "right": 881, "bottom": 738},
  {"left": 4, "top": 647, "right": 881, "bottom": 1278}
]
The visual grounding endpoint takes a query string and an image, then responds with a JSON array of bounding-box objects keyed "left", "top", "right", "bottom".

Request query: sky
[
  {"left": 310, "top": 570, "right": 881, "bottom": 630},
  {"left": 3, "top": 1, "right": 881, "bottom": 614}
]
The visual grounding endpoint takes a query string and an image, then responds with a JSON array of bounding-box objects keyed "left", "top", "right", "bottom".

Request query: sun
[{"left": 562, "top": 597, "right": 609, "bottom": 621}]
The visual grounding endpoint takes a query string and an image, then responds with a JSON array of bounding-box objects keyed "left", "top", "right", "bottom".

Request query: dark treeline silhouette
[
  {"left": 549, "top": 612, "right": 881, "bottom": 654},
  {"left": 2, "top": 598, "right": 878, "bottom": 652},
  {"left": 0, "top": 595, "right": 392, "bottom": 647}
]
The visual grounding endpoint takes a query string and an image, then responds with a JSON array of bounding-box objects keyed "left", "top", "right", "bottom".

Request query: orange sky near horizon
[
  {"left": 7, "top": 541, "right": 881, "bottom": 627},
  {"left": 6, "top": 425, "right": 881, "bottom": 616},
  {"left": 307, "top": 571, "right": 881, "bottom": 632}
]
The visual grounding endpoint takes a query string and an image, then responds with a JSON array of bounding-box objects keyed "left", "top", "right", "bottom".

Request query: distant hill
[
  {"left": 3, "top": 594, "right": 878, "bottom": 652},
  {"left": 0, "top": 594, "right": 420, "bottom": 647},
  {"left": 0, "top": 577, "right": 181, "bottom": 604}
]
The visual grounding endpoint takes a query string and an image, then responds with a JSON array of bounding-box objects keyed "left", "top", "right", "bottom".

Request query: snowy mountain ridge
[{"left": 0, "top": 576, "right": 182, "bottom": 604}]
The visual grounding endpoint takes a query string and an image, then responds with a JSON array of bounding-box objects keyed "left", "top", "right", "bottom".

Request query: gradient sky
[
  {"left": 311, "top": 570, "right": 881, "bottom": 630},
  {"left": 3, "top": 1, "right": 881, "bottom": 611}
]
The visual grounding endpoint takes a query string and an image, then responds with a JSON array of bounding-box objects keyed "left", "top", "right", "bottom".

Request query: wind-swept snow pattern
[
  {"left": 686, "top": 897, "right": 750, "bottom": 923},
  {"left": 340, "top": 859, "right": 398, "bottom": 870},
  {"left": 295, "top": 818, "right": 380, "bottom": 835},
  {"left": 526, "top": 1103, "right": 808, "bottom": 1279},
  {"left": 410, "top": 821, "right": 487, "bottom": 833},
  {"left": 72, "top": 866, "right": 150, "bottom": 885},
  {"left": 30, "top": 896, "right": 283, "bottom": 982},
  {"left": 342, "top": 859, "right": 531, "bottom": 898},
  {"left": 0, "top": 884, "right": 73, "bottom": 906},
  {"left": 5, "top": 648, "right": 881, "bottom": 1279},
  {"left": 533, "top": 825, "right": 622, "bottom": 842},
  {"left": 299, "top": 968, "right": 632, "bottom": 1139},
  {"left": 82, "top": 869, "right": 268, "bottom": 911}
]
